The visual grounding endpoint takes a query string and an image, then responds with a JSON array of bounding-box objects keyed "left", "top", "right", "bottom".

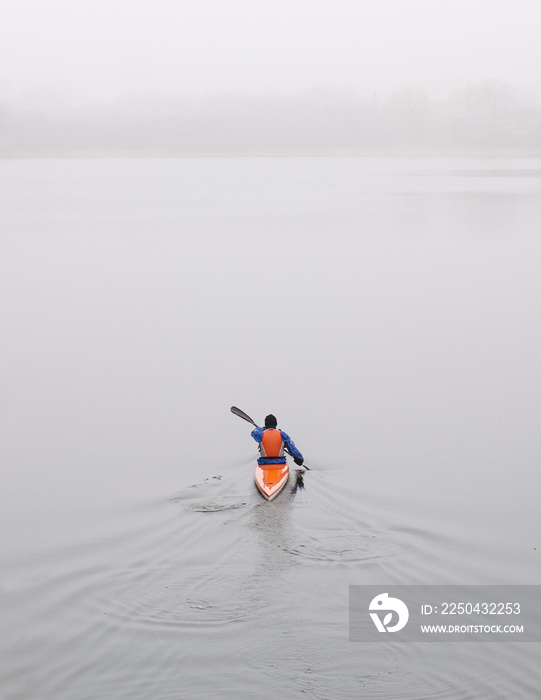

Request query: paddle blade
[{"left": 230, "top": 406, "right": 258, "bottom": 427}]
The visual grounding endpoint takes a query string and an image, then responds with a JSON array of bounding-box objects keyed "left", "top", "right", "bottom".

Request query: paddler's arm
[
  {"left": 280, "top": 430, "right": 304, "bottom": 466},
  {"left": 251, "top": 426, "right": 264, "bottom": 444}
]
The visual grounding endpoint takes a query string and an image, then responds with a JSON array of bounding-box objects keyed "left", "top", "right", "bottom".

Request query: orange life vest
[{"left": 260, "top": 429, "right": 285, "bottom": 459}]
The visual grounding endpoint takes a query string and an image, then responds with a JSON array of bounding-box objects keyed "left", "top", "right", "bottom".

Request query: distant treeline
[{"left": 1, "top": 81, "right": 540, "bottom": 155}]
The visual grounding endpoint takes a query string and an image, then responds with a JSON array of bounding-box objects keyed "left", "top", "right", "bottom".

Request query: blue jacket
[{"left": 251, "top": 427, "right": 303, "bottom": 465}]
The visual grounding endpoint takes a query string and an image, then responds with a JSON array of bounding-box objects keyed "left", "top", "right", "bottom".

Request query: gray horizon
[{"left": 2, "top": 0, "right": 541, "bottom": 155}]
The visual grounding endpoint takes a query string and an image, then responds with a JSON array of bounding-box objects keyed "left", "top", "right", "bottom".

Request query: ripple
[
  {"left": 173, "top": 474, "right": 254, "bottom": 514},
  {"left": 187, "top": 501, "right": 249, "bottom": 512},
  {"left": 282, "top": 529, "right": 395, "bottom": 564},
  {"left": 94, "top": 567, "right": 267, "bottom": 631}
]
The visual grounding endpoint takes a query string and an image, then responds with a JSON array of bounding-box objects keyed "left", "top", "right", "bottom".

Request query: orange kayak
[{"left": 254, "top": 462, "right": 289, "bottom": 501}]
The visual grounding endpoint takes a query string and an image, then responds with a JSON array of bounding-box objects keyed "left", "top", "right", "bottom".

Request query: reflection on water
[
  {"left": 1, "top": 157, "right": 541, "bottom": 698},
  {"left": 290, "top": 467, "right": 306, "bottom": 494}
]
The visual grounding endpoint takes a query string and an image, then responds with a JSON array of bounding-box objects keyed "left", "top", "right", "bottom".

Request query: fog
[
  {"left": 2, "top": 0, "right": 541, "bottom": 102},
  {"left": 1, "top": 0, "right": 541, "bottom": 155}
]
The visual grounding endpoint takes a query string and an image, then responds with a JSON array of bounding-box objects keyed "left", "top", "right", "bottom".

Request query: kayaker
[{"left": 251, "top": 414, "right": 304, "bottom": 467}]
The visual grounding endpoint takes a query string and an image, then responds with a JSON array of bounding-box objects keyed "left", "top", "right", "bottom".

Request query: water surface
[{"left": 1, "top": 157, "right": 540, "bottom": 698}]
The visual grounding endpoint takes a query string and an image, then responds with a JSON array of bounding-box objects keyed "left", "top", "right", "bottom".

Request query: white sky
[{"left": 1, "top": 0, "right": 540, "bottom": 105}]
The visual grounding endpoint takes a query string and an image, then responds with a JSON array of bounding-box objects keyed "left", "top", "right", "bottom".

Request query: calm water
[{"left": 1, "top": 157, "right": 540, "bottom": 699}]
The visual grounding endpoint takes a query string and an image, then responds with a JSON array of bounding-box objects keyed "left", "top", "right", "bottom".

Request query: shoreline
[{"left": 1, "top": 147, "right": 541, "bottom": 159}]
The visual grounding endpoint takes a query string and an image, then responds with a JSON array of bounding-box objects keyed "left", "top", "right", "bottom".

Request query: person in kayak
[{"left": 251, "top": 414, "right": 304, "bottom": 466}]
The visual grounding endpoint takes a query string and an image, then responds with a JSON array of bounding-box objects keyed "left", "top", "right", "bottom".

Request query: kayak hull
[{"left": 254, "top": 463, "right": 289, "bottom": 501}]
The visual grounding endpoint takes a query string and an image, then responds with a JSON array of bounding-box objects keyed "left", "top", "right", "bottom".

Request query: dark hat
[{"left": 264, "top": 414, "right": 277, "bottom": 428}]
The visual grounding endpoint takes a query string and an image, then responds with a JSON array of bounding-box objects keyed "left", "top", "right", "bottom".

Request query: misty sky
[{"left": 1, "top": 0, "right": 540, "bottom": 108}]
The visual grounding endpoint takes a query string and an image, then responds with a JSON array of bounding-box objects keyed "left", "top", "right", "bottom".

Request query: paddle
[
  {"left": 230, "top": 406, "right": 310, "bottom": 470},
  {"left": 230, "top": 405, "right": 258, "bottom": 427}
]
